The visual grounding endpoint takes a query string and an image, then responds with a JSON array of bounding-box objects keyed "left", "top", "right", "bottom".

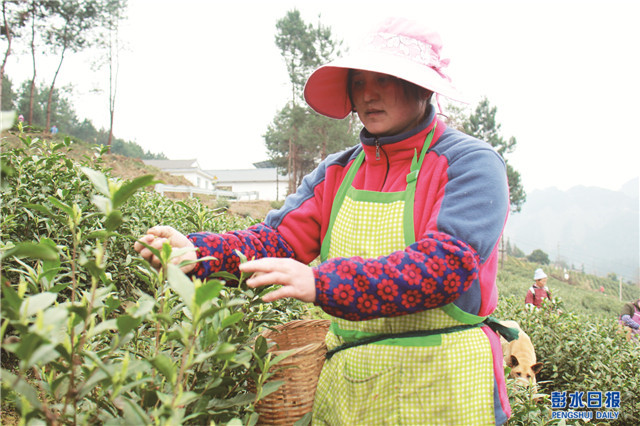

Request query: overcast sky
[{"left": 7, "top": 0, "right": 640, "bottom": 193}]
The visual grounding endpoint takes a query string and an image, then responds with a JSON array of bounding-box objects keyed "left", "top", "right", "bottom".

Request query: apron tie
[
  {"left": 483, "top": 316, "right": 520, "bottom": 342},
  {"left": 325, "top": 316, "right": 519, "bottom": 359}
]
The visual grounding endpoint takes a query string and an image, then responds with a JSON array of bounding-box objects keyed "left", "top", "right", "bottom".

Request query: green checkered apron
[{"left": 312, "top": 126, "right": 496, "bottom": 425}]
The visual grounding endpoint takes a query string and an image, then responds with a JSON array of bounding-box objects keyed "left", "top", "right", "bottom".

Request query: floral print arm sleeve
[
  {"left": 187, "top": 223, "right": 295, "bottom": 280},
  {"left": 314, "top": 231, "right": 479, "bottom": 321}
]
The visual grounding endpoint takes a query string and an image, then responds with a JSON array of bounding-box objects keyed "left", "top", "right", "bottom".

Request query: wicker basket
[{"left": 249, "top": 319, "right": 330, "bottom": 425}]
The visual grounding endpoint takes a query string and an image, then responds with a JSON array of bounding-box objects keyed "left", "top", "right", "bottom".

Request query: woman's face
[{"left": 350, "top": 70, "right": 428, "bottom": 137}]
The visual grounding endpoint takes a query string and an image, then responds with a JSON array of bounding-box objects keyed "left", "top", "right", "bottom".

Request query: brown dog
[{"left": 500, "top": 320, "right": 543, "bottom": 386}]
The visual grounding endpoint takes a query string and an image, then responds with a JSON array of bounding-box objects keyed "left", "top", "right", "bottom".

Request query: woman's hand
[
  {"left": 240, "top": 258, "right": 316, "bottom": 303},
  {"left": 134, "top": 226, "right": 197, "bottom": 273}
]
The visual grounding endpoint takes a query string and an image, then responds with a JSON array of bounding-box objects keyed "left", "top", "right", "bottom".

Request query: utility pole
[
  {"left": 619, "top": 277, "right": 622, "bottom": 302},
  {"left": 618, "top": 277, "right": 622, "bottom": 302}
]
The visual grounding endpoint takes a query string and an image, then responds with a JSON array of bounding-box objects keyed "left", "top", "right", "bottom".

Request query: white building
[
  {"left": 143, "top": 159, "right": 288, "bottom": 201},
  {"left": 206, "top": 168, "right": 288, "bottom": 201},
  {"left": 143, "top": 159, "right": 214, "bottom": 190}
]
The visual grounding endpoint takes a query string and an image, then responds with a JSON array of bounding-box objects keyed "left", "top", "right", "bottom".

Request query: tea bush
[
  {"left": 1, "top": 134, "right": 311, "bottom": 424},
  {"left": 496, "top": 256, "right": 636, "bottom": 320},
  {"left": 495, "top": 295, "right": 640, "bottom": 425},
  {"left": 1, "top": 135, "right": 257, "bottom": 297}
]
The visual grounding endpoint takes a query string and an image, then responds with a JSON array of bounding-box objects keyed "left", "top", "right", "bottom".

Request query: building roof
[
  {"left": 143, "top": 159, "right": 200, "bottom": 170},
  {"left": 206, "top": 168, "right": 284, "bottom": 183},
  {"left": 253, "top": 160, "right": 276, "bottom": 169}
]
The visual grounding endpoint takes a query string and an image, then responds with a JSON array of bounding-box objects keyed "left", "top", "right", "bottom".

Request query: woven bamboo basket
[{"left": 249, "top": 319, "right": 330, "bottom": 425}]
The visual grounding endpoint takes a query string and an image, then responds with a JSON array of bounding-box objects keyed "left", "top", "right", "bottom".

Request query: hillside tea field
[{"left": 1, "top": 134, "right": 638, "bottom": 424}]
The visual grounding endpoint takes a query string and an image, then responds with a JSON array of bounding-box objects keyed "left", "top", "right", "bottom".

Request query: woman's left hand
[{"left": 240, "top": 258, "right": 316, "bottom": 303}]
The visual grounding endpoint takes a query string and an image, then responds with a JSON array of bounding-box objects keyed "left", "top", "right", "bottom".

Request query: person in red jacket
[
  {"left": 135, "top": 17, "right": 511, "bottom": 425},
  {"left": 525, "top": 268, "right": 552, "bottom": 308}
]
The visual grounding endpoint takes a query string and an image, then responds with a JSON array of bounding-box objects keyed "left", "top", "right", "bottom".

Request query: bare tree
[
  {"left": 1, "top": 0, "right": 29, "bottom": 108},
  {"left": 1, "top": 1, "right": 13, "bottom": 106},
  {"left": 102, "top": 0, "right": 126, "bottom": 153},
  {"left": 43, "top": 0, "right": 100, "bottom": 132},
  {"left": 26, "top": 0, "right": 46, "bottom": 125}
]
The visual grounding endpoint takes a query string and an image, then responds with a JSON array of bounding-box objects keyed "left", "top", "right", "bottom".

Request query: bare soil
[{"left": 228, "top": 200, "right": 274, "bottom": 220}]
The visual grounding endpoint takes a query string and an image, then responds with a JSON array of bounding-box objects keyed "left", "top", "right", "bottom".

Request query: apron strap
[
  {"left": 321, "top": 122, "right": 438, "bottom": 260},
  {"left": 403, "top": 123, "right": 437, "bottom": 246},
  {"left": 320, "top": 150, "right": 366, "bottom": 262},
  {"left": 325, "top": 316, "right": 519, "bottom": 359}
]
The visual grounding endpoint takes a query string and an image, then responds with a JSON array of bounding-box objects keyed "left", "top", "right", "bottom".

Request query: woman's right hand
[{"left": 134, "top": 226, "right": 197, "bottom": 274}]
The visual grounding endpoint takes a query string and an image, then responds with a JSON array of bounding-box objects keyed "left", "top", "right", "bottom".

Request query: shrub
[
  {"left": 1, "top": 134, "right": 310, "bottom": 423},
  {"left": 495, "top": 296, "right": 640, "bottom": 425}
]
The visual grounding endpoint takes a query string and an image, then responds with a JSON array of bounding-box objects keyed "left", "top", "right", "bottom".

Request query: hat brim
[{"left": 304, "top": 49, "right": 467, "bottom": 119}]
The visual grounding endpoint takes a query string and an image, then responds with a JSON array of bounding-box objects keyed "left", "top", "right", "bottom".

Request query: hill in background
[{"left": 504, "top": 178, "right": 639, "bottom": 283}]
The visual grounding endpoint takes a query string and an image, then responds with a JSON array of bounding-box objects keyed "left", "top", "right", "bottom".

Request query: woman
[
  {"left": 525, "top": 268, "right": 552, "bottom": 307},
  {"left": 135, "top": 17, "right": 511, "bottom": 425},
  {"left": 619, "top": 298, "right": 640, "bottom": 338}
]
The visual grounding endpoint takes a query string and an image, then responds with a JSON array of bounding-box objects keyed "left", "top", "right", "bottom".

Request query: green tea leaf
[
  {"left": 161, "top": 241, "right": 173, "bottom": 263},
  {"left": 1, "top": 241, "right": 59, "bottom": 261},
  {"left": 210, "top": 271, "right": 240, "bottom": 283},
  {"left": 68, "top": 304, "right": 89, "bottom": 321},
  {"left": 193, "top": 350, "right": 219, "bottom": 365},
  {"left": 81, "top": 167, "right": 110, "bottom": 196},
  {"left": 234, "top": 250, "right": 248, "bottom": 264},
  {"left": 155, "top": 391, "right": 173, "bottom": 405},
  {"left": 116, "top": 315, "right": 142, "bottom": 336},
  {"left": 176, "top": 391, "right": 199, "bottom": 407},
  {"left": 117, "top": 395, "right": 153, "bottom": 425},
  {"left": 246, "top": 412, "right": 260, "bottom": 426},
  {"left": 255, "top": 336, "right": 268, "bottom": 357},
  {"left": 40, "top": 238, "right": 61, "bottom": 283},
  {"left": 207, "top": 392, "right": 256, "bottom": 409},
  {"left": 1, "top": 283, "right": 23, "bottom": 313},
  {"left": 113, "top": 174, "right": 158, "bottom": 208},
  {"left": 151, "top": 354, "right": 177, "bottom": 385},
  {"left": 28, "top": 343, "right": 59, "bottom": 366},
  {"left": 294, "top": 412, "right": 313, "bottom": 426},
  {"left": 21, "top": 292, "right": 57, "bottom": 317},
  {"left": 105, "top": 210, "right": 123, "bottom": 231},
  {"left": 90, "top": 319, "right": 118, "bottom": 338},
  {"left": 214, "top": 342, "right": 236, "bottom": 360},
  {"left": 128, "top": 294, "right": 156, "bottom": 318},
  {"left": 47, "top": 196, "right": 73, "bottom": 216},
  {"left": 14, "top": 333, "right": 45, "bottom": 364},
  {"left": 23, "top": 203, "right": 55, "bottom": 218},
  {"left": 221, "top": 312, "right": 244, "bottom": 329},
  {"left": 0, "top": 368, "right": 43, "bottom": 409},
  {"left": 167, "top": 264, "right": 194, "bottom": 306},
  {"left": 259, "top": 380, "right": 284, "bottom": 399},
  {"left": 195, "top": 280, "right": 224, "bottom": 306}
]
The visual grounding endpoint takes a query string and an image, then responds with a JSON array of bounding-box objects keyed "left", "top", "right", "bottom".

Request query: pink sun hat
[{"left": 304, "top": 17, "right": 467, "bottom": 119}]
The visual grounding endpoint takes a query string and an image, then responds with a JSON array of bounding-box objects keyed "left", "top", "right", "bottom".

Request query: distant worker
[
  {"left": 50, "top": 125, "right": 58, "bottom": 135},
  {"left": 619, "top": 298, "right": 640, "bottom": 339},
  {"left": 525, "top": 268, "right": 552, "bottom": 308}
]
